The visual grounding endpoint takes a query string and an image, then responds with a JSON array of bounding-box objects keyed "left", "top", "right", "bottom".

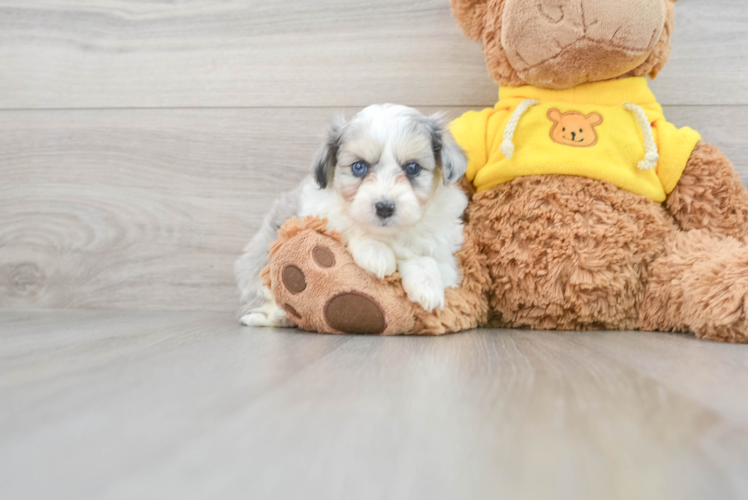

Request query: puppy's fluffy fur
[{"left": 235, "top": 104, "right": 468, "bottom": 327}]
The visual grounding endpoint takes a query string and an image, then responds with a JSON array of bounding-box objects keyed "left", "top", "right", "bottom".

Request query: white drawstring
[
  {"left": 624, "top": 102, "right": 659, "bottom": 170},
  {"left": 500, "top": 99, "right": 539, "bottom": 160}
]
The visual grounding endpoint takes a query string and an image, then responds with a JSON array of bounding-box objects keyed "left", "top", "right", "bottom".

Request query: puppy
[{"left": 235, "top": 104, "right": 469, "bottom": 327}]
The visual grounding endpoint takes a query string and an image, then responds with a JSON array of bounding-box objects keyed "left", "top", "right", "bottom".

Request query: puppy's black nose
[
  {"left": 375, "top": 201, "right": 396, "bottom": 219},
  {"left": 571, "top": 131, "right": 576, "bottom": 140}
]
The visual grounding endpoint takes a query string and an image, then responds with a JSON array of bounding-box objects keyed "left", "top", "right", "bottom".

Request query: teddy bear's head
[{"left": 452, "top": 0, "right": 677, "bottom": 90}]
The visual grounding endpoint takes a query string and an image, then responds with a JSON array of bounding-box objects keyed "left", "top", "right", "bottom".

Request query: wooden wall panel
[
  {"left": 1, "top": 105, "right": 746, "bottom": 312},
  {"left": 0, "top": 0, "right": 746, "bottom": 109},
  {"left": 0, "top": 0, "right": 496, "bottom": 109}
]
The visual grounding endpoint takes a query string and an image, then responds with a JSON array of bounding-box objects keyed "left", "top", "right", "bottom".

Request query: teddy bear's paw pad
[
  {"left": 324, "top": 292, "right": 386, "bottom": 334},
  {"left": 312, "top": 246, "right": 335, "bottom": 268},
  {"left": 282, "top": 265, "right": 307, "bottom": 294},
  {"left": 282, "top": 303, "right": 302, "bottom": 321}
]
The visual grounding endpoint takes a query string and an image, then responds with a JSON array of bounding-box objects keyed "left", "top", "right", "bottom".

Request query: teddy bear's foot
[
  {"left": 262, "top": 216, "right": 490, "bottom": 335},
  {"left": 641, "top": 230, "right": 748, "bottom": 343},
  {"left": 264, "top": 221, "right": 416, "bottom": 335}
]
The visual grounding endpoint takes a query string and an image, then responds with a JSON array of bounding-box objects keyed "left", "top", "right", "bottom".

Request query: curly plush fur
[
  {"left": 641, "top": 230, "right": 748, "bottom": 344},
  {"left": 667, "top": 142, "right": 748, "bottom": 242},
  {"left": 468, "top": 175, "right": 674, "bottom": 330}
]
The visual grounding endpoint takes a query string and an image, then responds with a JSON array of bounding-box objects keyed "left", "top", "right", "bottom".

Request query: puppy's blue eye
[
  {"left": 403, "top": 162, "right": 421, "bottom": 177},
  {"left": 351, "top": 161, "right": 368, "bottom": 178}
]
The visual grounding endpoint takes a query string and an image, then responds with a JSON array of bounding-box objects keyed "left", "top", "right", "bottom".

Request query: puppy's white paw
[
  {"left": 349, "top": 238, "right": 397, "bottom": 279},
  {"left": 399, "top": 257, "right": 446, "bottom": 312},
  {"left": 240, "top": 303, "right": 294, "bottom": 328},
  {"left": 267, "top": 305, "right": 295, "bottom": 327},
  {"left": 438, "top": 255, "right": 463, "bottom": 289},
  {"left": 240, "top": 313, "right": 272, "bottom": 327},
  {"left": 404, "top": 281, "right": 446, "bottom": 312}
]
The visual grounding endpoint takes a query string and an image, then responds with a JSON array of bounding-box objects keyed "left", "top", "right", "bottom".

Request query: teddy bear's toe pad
[
  {"left": 281, "top": 265, "right": 307, "bottom": 294},
  {"left": 312, "top": 246, "right": 336, "bottom": 268},
  {"left": 269, "top": 229, "right": 415, "bottom": 335},
  {"left": 283, "top": 303, "right": 302, "bottom": 320},
  {"left": 324, "top": 292, "right": 386, "bottom": 334}
]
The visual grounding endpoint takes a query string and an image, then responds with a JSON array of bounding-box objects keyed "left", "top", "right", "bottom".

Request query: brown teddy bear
[{"left": 263, "top": 0, "right": 748, "bottom": 343}]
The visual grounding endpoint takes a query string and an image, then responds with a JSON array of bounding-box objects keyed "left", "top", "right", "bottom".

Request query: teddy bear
[{"left": 261, "top": 0, "right": 748, "bottom": 343}]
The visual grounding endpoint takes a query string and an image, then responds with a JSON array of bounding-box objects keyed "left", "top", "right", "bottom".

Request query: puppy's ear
[
  {"left": 424, "top": 113, "right": 468, "bottom": 185},
  {"left": 311, "top": 114, "right": 346, "bottom": 189}
]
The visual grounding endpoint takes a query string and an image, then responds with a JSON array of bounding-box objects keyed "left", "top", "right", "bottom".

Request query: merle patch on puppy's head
[{"left": 310, "top": 104, "right": 467, "bottom": 234}]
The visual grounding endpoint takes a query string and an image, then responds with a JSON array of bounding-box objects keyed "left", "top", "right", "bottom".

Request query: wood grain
[
  {"left": 1, "top": 105, "right": 746, "bottom": 312},
  {"left": 0, "top": 0, "right": 496, "bottom": 109},
  {"left": 0, "top": 107, "right": 324, "bottom": 311},
  {"left": 1, "top": 310, "right": 747, "bottom": 499},
  {"left": 0, "top": 0, "right": 746, "bottom": 109}
]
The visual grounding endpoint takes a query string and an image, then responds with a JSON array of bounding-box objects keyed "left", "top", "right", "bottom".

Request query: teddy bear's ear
[
  {"left": 586, "top": 113, "right": 604, "bottom": 127},
  {"left": 547, "top": 109, "right": 562, "bottom": 123},
  {"left": 451, "top": 0, "right": 490, "bottom": 42}
]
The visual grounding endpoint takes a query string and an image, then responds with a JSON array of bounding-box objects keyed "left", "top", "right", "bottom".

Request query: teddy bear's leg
[
  {"left": 465, "top": 176, "right": 673, "bottom": 330},
  {"left": 667, "top": 142, "right": 748, "bottom": 242},
  {"left": 267, "top": 225, "right": 416, "bottom": 335},
  {"left": 265, "top": 217, "right": 489, "bottom": 335},
  {"left": 640, "top": 229, "right": 748, "bottom": 344}
]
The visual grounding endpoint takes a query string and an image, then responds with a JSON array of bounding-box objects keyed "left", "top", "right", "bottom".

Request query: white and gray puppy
[{"left": 235, "top": 104, "right": 469, "bottom": 327}]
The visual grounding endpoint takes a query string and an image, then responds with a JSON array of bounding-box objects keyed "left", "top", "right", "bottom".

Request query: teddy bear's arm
[{"left": 666, "top": 141, "right": 748, "bottom": 242}]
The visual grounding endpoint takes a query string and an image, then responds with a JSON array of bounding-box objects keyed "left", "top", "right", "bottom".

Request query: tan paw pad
[
  {"left": 312, "top": 246, "right": 336, "bottom": 268},
  {"left": 282, "top": 265, "right": 307, "bottom": 294},
  {"left": 324, "top": 292, "right": 386, "bottom": 334}
]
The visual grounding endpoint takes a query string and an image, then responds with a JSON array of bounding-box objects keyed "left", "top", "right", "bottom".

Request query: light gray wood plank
[
  {"left": 1, "top": 105, "right": 747, "bottom": 312},
  {"left": 649, "top": 0, "right": 748, "bottom": 105},
  {"left": 1, "top": 310, "right": 748, "bottom": 500},
  {"left": 565, "top": 331, "right": 748, "bottom": 426},
  {"left": 0, "top": 0, "right": 496, "bottom": 109},
  {"left": 0, "top": 0, "right": 746, "bottom": 109},
  {"left": 0, "top": 107, "right": 339, "bottom": 312},
  {"left": 666, "top": 105, "right": 748, "bottom": 181}
]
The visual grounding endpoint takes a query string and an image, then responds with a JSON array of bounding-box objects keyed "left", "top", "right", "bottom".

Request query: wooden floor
[{"left": 2, "top": 310, "right": 748, "bottom": 499}]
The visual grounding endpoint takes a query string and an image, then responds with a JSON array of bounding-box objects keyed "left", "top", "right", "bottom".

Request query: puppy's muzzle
[{"left": 375, "top": 201, "right": 396, "bottom": 219}]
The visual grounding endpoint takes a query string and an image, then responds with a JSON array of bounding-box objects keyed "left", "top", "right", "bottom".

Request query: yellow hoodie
[{"left": 450, "top": 77, "right": 701, "bottom": 202}]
